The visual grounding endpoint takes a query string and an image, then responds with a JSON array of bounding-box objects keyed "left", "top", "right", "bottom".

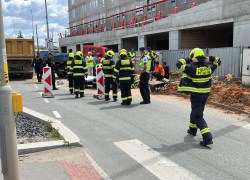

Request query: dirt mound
[{"left": 212, "top": 74, "right": 242, "bottom": 85}]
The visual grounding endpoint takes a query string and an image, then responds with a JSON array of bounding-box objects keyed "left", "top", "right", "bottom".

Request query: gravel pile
[{"left": 15, "top": 114, "right": 49, "bottom": 143}]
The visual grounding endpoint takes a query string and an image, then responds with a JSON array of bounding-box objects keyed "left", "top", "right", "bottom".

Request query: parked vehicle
[
  {"left": 82, "top": 46, "right": 108, "bottom": 58},
  {"left": 5, "top": 37, "right": 35, "bottom": 79}
]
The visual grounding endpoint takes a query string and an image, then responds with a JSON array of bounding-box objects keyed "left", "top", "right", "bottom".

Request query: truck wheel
[
  {"left": 57, "top": 73, "right": 67, "bottom": 78},
  {"left": 28, "top": 73, "right": 33, "bottom": 79}
]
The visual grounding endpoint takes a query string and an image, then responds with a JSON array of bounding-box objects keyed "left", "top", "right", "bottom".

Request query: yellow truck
[{"left": 5, "top": 37, "right": 35, "bottom": 79}]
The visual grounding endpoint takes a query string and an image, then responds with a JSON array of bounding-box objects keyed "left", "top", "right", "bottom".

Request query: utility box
[{"left": 242, "top": 49, "right": 250, "bottom": 84}]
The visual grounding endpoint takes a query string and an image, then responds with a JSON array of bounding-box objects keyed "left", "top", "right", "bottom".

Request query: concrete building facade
[{"left": 60, "top": 0, "right": 250, "bottom": 53}]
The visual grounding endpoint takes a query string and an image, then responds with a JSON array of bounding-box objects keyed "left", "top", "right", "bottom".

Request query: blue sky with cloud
[{"left": 1, "top": 0, "right": 68, "bottom": 47}]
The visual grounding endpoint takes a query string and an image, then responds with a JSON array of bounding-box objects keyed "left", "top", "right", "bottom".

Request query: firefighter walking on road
[
  {"left": 31, "top": 52, "right": 43, "bottom": 82},
  {"left": 66, "top": 53, "right": 74, "bottom": 94},
  {"left": 176, "top": 48, "right": 221, "bottom": 146},
  {"left": 71, "top": 51, "right": 88, "bottom": 98},
  {"left": 102, "top": 50, "right": 117, "bottom": 101},
  {"left": 113, "top": 49, "right": 135, "bottom": 105}
]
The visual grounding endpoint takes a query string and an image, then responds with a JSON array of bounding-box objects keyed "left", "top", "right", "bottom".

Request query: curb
[
  {"left": 171, "top": 92, "right": 250, "bottom": 115},
  {"left": 18, "top": 107, "right": 82, "bottom": 154}
]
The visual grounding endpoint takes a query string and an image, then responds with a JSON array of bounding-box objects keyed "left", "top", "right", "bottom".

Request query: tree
[{"left": 17, "top": 30, "right": 24, "bottom": 38}]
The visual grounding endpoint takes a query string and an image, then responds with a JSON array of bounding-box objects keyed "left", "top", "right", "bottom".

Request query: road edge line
[{"left": 85, "top": 151, "right": 112, "bottom": 180}]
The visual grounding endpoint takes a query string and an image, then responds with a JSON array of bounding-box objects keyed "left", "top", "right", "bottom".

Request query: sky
[{"left": 1, "top": 0, "right": 69, "bottom": 47}]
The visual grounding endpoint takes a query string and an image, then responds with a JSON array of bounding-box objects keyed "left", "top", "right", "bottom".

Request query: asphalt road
[{"left": 9, "top": 77, "right": 250, "bottom": 180}]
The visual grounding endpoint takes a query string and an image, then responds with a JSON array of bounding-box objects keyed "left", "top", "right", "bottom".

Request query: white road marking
[
  {"left": 114, "top": 139, "right": 202, "bottom": 180},
  {"left": 33, "top": 84, "right": 38, "bottom": 89},
  {"left": 53, "top": 111, "right": 62, "bottom": 119},
  {"left": 39, "top": 92, "right": 50, "bottom": 103}
]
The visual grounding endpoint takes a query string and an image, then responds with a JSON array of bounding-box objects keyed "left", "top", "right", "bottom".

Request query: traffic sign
[{"left": 96, "top": 64, "right": 104, "bottom": 95}]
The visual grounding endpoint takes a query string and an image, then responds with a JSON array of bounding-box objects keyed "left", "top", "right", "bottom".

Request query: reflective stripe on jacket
[
  {"left": 102, "top": 58, "right": 115, "bottom": 78},
  {"left": 71, "top": 59, "right": 88, "bottom": 76},
  {"left": 176, "top": 56, "right": 221, "bottom": 96},
  {"left": 139, "top": 55, "right": 151, "bottom": 72},
  {"left": 155, "top": 64, "right": 165, "bottom": 77},
  {"left": 113, "top": 58, "right": 135, "bottom": 83}
]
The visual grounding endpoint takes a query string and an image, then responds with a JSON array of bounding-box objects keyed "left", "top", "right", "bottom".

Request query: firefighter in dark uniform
[
  {"left": 113, "top": 49, "right": 135, "bottom": 105},
  {"left": 134, "top": 47, "right": 152, "bottom": 104},
  {"left": 102, "top": 50, "right": 117, "bottom": 102},
  {"left": 43, "top": 53, "right": 58, "bottom": 90},
  {"left": 31, "top": 52, "right": 43, "bottom": 82},
  {"left": 71, "top": 51, "right": 88, "bottom": 98},
  {"left": 66, "top": 53, "right": 74, "bottom": 94},
  {"left": 176, "top": 48, "right": 221, "bottom": 146}
]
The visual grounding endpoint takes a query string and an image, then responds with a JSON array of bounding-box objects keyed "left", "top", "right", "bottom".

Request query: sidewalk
[{"left": 0, "top": 147, "right": 108, "bottom": 180}]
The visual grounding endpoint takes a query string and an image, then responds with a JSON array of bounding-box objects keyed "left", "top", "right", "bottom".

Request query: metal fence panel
[
  {"left": 208, "top": 47, "right": 241, "bottom": 77},
  {"left": 162, "top": 47, "right": 241, "bottom": 77}
]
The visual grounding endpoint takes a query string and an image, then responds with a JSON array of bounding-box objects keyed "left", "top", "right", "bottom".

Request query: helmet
[
  {"left": 120, "top": 49, "right": 127, "bottom": 56},
  {"left": 76, "top": 51, "right": 83, "bottom": 58},
  {"left": 69, "top": 52, "right": 74, "bottom": 59},
  {"left": 190, "top": 48, "right": 204, "bottom": 58},
  {"left": 106, "top": 50, "right": 115, "bottom": 57}
]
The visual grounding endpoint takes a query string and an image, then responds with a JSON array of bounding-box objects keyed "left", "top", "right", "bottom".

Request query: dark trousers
[
  {"left": 68, "top": 75, "right": 74, "bottom": 92},
  {"left": 35, "top": 68, "right": 43, "bottom": 80},
  {"left": 52, "top": 72, "right": 56, "bottom": 88},
  {"left": 189, "top": 94, "right": 213, "bottom": 140},
  {"left": 74, "top": 76, "right": 85, "bottom": 95},
  {"left": 165, "top": 74, "right": 169, "bottom": 79},
  {"left": 120, "top": 83, "right": 132, "bottom": 105},
  {"left": 140, "top": 73, "right": 150, "bottom": 102},
  {"left": 105, "top": 78, "right": 117, "bottom": 100},
  {"left": 153, "top": 73, "right": 163, "bottom": 81}
]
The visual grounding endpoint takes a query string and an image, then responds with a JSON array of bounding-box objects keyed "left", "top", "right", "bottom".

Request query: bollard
[{"left": 0, "top": 1, "right": 21, "bottom": 179}]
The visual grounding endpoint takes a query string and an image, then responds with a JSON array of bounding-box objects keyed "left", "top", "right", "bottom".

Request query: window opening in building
[
  {"left": 135, "top": 2, "right": 143, "bottom": 16},
  {"left": 181, "top": 0, "right": 186, "bottom": 3},
  {"left": 82, "top": 20, "right": 85, "bottom": 28},
  {"left": 94, "top": 17, "right": 96, "bottom": 26},
  {"left": 111, "top": 0, "right": 113, "bottom": 4},
  {"left": 96, "top": 0, "right": 98, "bottom": 9},
  {"left": 88, "top": 19, "right": 90, "bottom": 27},
  {"left": 147, "top": 0, "right": 156, "bottom": 12},
  {"left": 116, "top": 9, "right": 119, "bottom": 20},
  {"left": 100, "top": 14, "right": 103, "bottom": 24},
  {"left": 90, "top": 2, "right": 92, "bottom": 11},
  {"left": 171, "top": 0, "right": 176, "bottom": 6},
  {"left": 102, "top": 0, "right": 105, "bottom": 7},
  {"left": 93, "top": 1, "right": 95, "bottom": 10},
  {"left": 103, "top": 14, "right": 106, "bottom": 23},
  {"left": 73, "top": 23, "right": 76, "bottom": 31},
  {"left": 82, "top": 5, "right": 86, "bottom": 14},
  {"left": 71, "top": 0, "right": 74, "bottom": 5},
  {"left": 72, "top": 9, "right": 75, "bottom": 18},
  {"left": 122, "top": 14, "right": 125, "bottom": 19}
]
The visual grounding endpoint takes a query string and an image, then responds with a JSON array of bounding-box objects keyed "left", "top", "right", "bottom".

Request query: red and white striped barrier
[
  {"left": 96, "top": 64, "right": 104, "bottom": 95},
  {"left": 43, "top": 65, "right": 53, "bottom": 97}
]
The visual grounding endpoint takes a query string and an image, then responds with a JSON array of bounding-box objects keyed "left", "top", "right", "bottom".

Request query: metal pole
[
  {"left": 36, "top": 25, "right": 39, "bottom": 52},
  {"left": 45, "top": 0, "right": 50, "bottom": 53},
  {"left": 0, "top": 1, "right": 20, "bottom": 179},
  {"left": 31, "top": 10, "right": 34, "bottom": 39}
]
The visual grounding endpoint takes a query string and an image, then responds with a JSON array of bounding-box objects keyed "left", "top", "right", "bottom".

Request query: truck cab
[{"left": 83, "top": 46, "right": 108, "bottom": 58}]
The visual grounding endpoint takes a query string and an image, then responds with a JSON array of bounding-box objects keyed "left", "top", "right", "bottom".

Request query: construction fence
[{"left": 155, "top": 47, "right": 242, "bottom": 77}]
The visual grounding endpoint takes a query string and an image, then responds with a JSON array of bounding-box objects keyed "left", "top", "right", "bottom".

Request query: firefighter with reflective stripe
[
  {"left": 102, "top": 50, "right": 117, "bottom": 101},
  {"left": 71, "top": 51, "right": 88, "bottom": 98},
  {"left": 65, "top": 53, "right": 74, "bottom": 94},
  {"left": 176, "top": 48, "right": 221, "bottom": 146},
  {"left": 86, "top": 52, "right": 94, "bottom": 76},
  {"left": 134, "top": 47, "right": 152, "bottom": 104},
  {"left": 113, "top": 49, "right": 135, "bottom": 105},
  {"left": 31, "top": 52, "right": 43, "bottom": 82}
]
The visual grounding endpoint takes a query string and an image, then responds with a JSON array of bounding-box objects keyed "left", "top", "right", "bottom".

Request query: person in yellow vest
[
  {"left": 128, "top": 48, "right": 136, "bottom": 67},
  {"left": 147, "top": 47, "right": 158, "bottom": 71},
  {"left": 86, "top": 52, "right": 94, "bottom": 76},
  {"left": 65, "top": 52, "right": 75, "bottom": 94},
  {"left": 134, "top": 47, "right": 152, "bottom": 104}
]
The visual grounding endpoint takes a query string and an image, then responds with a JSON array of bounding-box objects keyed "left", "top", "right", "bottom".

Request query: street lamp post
[
  {"left": 0, "top": 1, "right": 21, "bottom": 180},
  {"left": 31, "top": 10, "right": 34, "bottom": 39},
  {"left": 45, "top": 0, "right": 50, "bottom": 53}
]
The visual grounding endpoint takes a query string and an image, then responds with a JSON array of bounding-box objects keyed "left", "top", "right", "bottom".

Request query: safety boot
[
  {"left": 105, "top": 98, "right": 111, "bottom": 101},
  {"left": 200, "top": 139, "right": 213, "bottom": 146},
  {"left": 80, "top": 93, "right": 84, "bottom": 98},
  {"left": 113, "top": 98, "right": 117, "bottom": 102},
  {"left": 75, "top": 94, "right": 79, "bottom": 99},
  {"left": 187, "top": 129, "right": 196, "bottom": 136},
  {"left": 70, "top": 90, "right": 73, "bottom": 95}
]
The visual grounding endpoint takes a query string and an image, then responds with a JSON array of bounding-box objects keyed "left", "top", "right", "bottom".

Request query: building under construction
[{"left": 59, "top": 0, "right": 250, "bottom": 53}]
